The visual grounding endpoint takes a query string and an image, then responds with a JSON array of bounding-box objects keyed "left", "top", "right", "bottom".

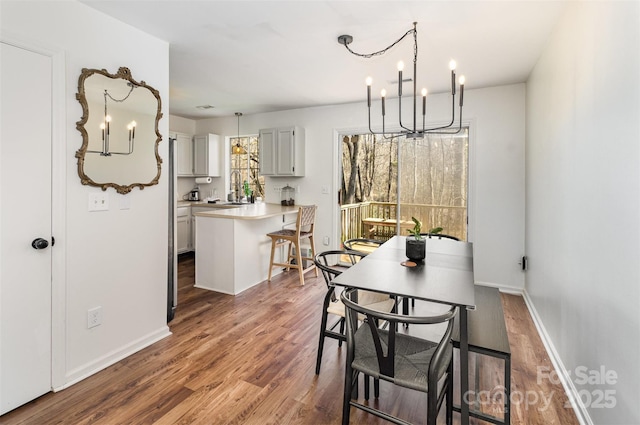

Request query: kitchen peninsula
[{"left": 192, "top": 203, "right": 300, "bottom": 295}]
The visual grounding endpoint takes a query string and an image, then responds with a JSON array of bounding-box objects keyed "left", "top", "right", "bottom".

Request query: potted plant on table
[
  {"left": 406, "top": 217, "right": 426, "bottom": 262},
  {"left": 406, "top": 218, "right": 446, "bottom": 261}
]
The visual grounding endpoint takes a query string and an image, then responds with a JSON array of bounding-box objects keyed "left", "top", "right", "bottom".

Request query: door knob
[{"left": 31, "top": 238, "right": 49, "bottom": 250}]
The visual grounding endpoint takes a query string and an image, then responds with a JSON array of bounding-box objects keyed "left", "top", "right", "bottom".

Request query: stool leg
[
  {"left": 308, "top": 235, "right": 318, "bottom": 277},
  {"left": 267, "top": 238, "right": 276, "bottom": 282},
  {"left": 295, "top": 242, "right": 305, "bottom": 285},
  {"left": 286, "top": 241, "right": 294, "bottom": 271}
]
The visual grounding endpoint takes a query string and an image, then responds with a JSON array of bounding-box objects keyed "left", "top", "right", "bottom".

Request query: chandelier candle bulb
[
  {"left": 421, "top": 88, "right": 427, "bottom": 116},
  {"left": 397, "top": 61, "right": 404, "bottom": 96}
]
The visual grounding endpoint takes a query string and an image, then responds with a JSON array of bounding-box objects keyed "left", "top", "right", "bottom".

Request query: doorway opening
[{"left": 340, "top": 129, "right": 469, "bottom": 244}]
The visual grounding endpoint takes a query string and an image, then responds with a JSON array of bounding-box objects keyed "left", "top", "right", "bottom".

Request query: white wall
[
  {"left": 526, "top": 2, "right": 640, "bottom": 424},
  {"left": 192, "top": 83, "right": 526, "bottom": 290},
  {"left": 1, "top": 1, "right": 171, "bottom": 388},
  {"left": 169, "top": 115, "right": 196, "bottom": 135}
]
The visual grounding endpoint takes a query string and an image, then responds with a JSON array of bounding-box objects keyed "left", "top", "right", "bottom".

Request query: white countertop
[
  {"left": 191, "top": 203, "right": 299, "bottom": 220},
  {"left": 176, "top": 200, "right": 233, "bottom": 209}
]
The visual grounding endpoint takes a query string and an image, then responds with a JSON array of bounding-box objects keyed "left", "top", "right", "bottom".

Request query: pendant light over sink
[{"left": 231, "top": 112, "right": 247, "bottom": 155}]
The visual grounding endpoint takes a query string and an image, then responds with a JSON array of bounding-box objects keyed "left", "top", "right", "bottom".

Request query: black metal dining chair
[
  {"left": 343, "top": 238, "right": 383, "bottom": 254},
  {"left": 341, "top": 287, "right": 457, "bottom": 425},
  {"left": 314, "top": 250, "right": 396, "bottom": 376}
]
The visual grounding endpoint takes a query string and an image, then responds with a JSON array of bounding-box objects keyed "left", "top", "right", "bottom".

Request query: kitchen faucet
[{"left": 230, "top": 170, "right": 242, "bottom": 202}]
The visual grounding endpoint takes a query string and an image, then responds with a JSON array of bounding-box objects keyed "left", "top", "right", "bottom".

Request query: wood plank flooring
[{"left": 1, "top": 253, "right": 580, "bottom": 424}]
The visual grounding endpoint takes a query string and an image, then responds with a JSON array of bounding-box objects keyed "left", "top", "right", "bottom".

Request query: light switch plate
[
  {"left": 119, "top": 195, "right": 131, "bottom": 210},
  {"left": 88, "top": 192, "right": 109, "bottom": 211}
]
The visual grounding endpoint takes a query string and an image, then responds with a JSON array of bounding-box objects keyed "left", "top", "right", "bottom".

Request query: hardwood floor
[{"left": 1, "top": 253, "right": 579, "bottom": 424}]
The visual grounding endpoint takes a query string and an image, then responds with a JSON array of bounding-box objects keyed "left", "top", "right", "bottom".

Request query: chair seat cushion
[
  {"left": 352, "top": 327, "right": 441, "bottom": 392},
  {"left": 326, "top": 291, "right": 395, "bottom": 318},
  {"left": 267, "top": 229, "right": 312, "bottom": 238},
  {"left": 327, "top": 299, "right": 346, "bottom": 317}
]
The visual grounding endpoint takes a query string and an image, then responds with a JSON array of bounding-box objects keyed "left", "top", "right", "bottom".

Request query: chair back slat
[
  {"left": 299, "top": 205, "right": 316, "bottom": 227},
  {"left": 364, "top": 314, "right": 396, "bottom": 376}
]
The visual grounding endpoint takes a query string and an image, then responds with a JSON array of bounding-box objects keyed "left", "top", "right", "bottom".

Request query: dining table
[{"left": 332, "top": 235, "right": 476, "bottom": 425}]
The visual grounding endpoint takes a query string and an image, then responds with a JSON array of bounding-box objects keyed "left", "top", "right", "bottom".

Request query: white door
[{"left": 0, "top": 42, "right": 53, "bottom": 414}]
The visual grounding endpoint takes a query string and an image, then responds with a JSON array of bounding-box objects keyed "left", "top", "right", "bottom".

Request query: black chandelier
[{"left": 338, "top": 22, "right": 465, "bottom": 139}]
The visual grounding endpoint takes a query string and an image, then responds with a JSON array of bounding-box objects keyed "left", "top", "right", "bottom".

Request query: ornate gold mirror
[{"left": 76, "top": 67, "right": 162, "bottom": 194}]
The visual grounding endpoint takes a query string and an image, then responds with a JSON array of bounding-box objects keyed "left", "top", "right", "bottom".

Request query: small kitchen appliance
[{"left": 188, "top": 187, "right": 200, "bottom": 201}]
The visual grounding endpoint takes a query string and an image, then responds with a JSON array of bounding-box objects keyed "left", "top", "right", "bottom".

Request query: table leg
[{"left": 459, "top": 307, "right": 469, "bottom": 425}]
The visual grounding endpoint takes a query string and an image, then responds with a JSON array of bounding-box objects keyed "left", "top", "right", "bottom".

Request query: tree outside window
[
  {"left": 230, "top": 136, "right": 264, "bottom": 198},
  {"left": 341, "top": 128, "right": 468, "bottom": 241}
]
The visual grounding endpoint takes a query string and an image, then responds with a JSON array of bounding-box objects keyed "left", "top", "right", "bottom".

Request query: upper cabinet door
[
  {"left": 276, "top": 127, "right": 295, "bottom": 175},
  {"left": 176, "top": 133, "right": 194, "bottom": 176},
  {"left": 259, "top": 128, "right": 277, "bottom": 176},
  {"left": 259, "top": 127, "right": 304, "bottom": 177},
  {"left": 193, "top": 133, "right": 221, "bottom": 177}
]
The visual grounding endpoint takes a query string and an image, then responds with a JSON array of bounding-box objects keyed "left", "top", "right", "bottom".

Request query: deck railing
[{"left": 341, "top": 201, "right": 467, "bottom": 243}]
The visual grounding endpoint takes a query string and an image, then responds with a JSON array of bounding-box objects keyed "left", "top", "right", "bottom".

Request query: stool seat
[
  {"left": 267, "top": 229, "right": 313, "bottom": 238},
  {"left": 266, "top": 205, "right": 318, "bottom": 285}
]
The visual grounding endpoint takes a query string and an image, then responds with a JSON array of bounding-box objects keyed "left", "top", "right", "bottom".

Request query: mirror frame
[{"left": 75, "top": 67, "right": 163, "bottom": 194}]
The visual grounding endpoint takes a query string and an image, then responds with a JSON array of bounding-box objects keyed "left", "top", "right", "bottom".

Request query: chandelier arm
[
  {"left": 398, "top": 95, "right": 411, "bottom": 132},
  {"left": 424, "top": 105, "right": 464, "bottom": 134},
  {"left": 424, "top": 91, "right": 456, "bottom": 132},
  {"left": 368, "top": 104, "right": 375, "bottom": 135}
]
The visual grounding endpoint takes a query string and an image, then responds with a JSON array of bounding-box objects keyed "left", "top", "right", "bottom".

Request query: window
[
  {"left": 341, "top": 129, "right": 468, "bottom": 241},
  {"left": 230, "top": 136, "right": 265, "bottom": 198}
]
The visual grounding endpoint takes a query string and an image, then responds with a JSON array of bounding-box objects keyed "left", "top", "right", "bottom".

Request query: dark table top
[{"left": 333, "top": 235, "right": 476, "bottom": 309}]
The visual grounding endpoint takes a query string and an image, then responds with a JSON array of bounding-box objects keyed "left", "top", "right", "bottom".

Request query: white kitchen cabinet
[
  {"left": 173, "top": 132, "right": 221, "bottom": 177},
  {"left": 259, "top": 126, "right": 305, "bottom": 176},
  {"left": 176, "top": 206, "right": 192, "bottom": 253},
  {"left": 175, "top": 132, "right": 194, "bottom": 177},
  {"left": 193, "top": 133, "right": 221, "bottom": 177}
]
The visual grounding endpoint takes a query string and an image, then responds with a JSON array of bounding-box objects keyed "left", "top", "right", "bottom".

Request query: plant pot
[{"left": 405, "top": 236, "right": 426, "bottom": 262}]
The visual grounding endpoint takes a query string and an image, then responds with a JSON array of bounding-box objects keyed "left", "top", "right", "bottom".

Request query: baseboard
[
  {"left": 56, "top": 326, "right": 172, "bottom": 391},
  {"left": 521, "top": 290, "right": 593, "bottom": 425},
  {"left": 474, "top": 280, "right": 524, "bottom": 295}
]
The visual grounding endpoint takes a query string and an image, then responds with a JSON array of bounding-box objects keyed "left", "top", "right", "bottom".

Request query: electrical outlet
[
  {"left": 273, "top": 186, "right": 281, "bottom": 192},
  {"left": 323, "top": 236, "right": 330, "bottom": 246},
  {"left": 87, "top": 306, "right": 102, "bottom": 328}
]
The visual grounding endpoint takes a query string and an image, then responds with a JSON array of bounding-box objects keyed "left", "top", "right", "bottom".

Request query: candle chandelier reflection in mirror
[
  {"left": 88, "top": 83, "right": 137, "bottom": 156},
  {"left": 338, "top": 22, "right": 466, "bottom": 139}
]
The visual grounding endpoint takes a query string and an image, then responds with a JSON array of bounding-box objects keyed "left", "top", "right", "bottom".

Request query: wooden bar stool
[{"left": 267, "top": 205, "right": 318, "bottom": 285}]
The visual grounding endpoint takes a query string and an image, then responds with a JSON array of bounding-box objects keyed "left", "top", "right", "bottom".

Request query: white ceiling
[{"left": 82, "top": 0, "right": 567, "bottom": 119}]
